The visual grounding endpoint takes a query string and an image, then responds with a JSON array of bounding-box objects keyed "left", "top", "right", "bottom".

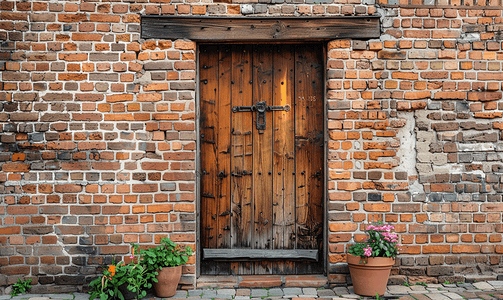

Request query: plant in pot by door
[
  {"left": 141, "top": 237, "right": 193, "bottom": 298},
  {"left": 347, "top": 223, "right": 400, "bottom": 297},
  {"left": 88, "top": 246, "right": 152, "bottom": 300}
]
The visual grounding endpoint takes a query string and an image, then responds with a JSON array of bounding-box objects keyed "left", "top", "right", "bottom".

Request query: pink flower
[{"left": 363, "top": 245, "right": 372, "bottom": 257}]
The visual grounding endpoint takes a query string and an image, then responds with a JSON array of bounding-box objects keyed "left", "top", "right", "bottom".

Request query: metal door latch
[
  {"left": 255, "top": 101, "right": 267, "bottom": 130},
  {"left": 232, "top": 106, "right": 254, "bottom": 113},
  {"left": 232, "top": 102, "right": 290, "bottom": 130}
]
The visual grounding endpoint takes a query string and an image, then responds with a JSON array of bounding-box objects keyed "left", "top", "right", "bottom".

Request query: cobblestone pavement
[{"left": 2, "top": 281, "right": 503, "bottom": 300}]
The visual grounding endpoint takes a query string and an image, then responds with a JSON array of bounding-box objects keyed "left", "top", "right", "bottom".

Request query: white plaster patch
[{"left": 458, "top": 143, "right": 495, "bottom": 152}]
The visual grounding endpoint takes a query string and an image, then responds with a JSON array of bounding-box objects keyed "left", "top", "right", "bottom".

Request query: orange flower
[{"left": 108, "top": 265, "right": 116, "bottom": 277}]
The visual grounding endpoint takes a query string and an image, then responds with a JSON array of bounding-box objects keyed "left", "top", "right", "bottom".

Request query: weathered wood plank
[
  {"left": 200, "top": 45, "right": 220, "bottom": 249},
  {"left": 203, "top": 249, "right": 318, "bottom": 260},
  {"left": 294, "top": 45, "right": 324, "bottom": 251},
  {"left": 302, "top": 45, "right": 324, "bottom": 254},
  {"left": 252, "top": 45, "right": 274, "bottom": 275},
  {"left": 272, "top": 45, "right": 296, "bottom": 275},
  {"left": 141, "top": 16, "right": 380, "bottom": 41},
  {"left": 272, "top": 45, "right": 296, "bottom": 250},
  {"left": 230, "top": 44, "right": 254, "bottom": 249},
  {"left": 252, "top": 45, "right": 274, "bottom": 253},
  {"left": 217, "top": 45, "right": 232, "bottom": 249}
]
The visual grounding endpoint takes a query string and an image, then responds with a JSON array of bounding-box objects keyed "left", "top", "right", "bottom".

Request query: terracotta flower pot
[
  {"left": 153, "top": 265, "right": 182, "bottom": 298},
  {"left": 347, "top": 253, "right": 395, "bottom": 297}
]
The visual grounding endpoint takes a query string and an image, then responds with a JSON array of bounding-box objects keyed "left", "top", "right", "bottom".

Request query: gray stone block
[
  {"left": 251, "top": 289, "right": 268, "bottom": 297},
  {"left": 282, "top": 288, "right": 302, "bottom": 297}
]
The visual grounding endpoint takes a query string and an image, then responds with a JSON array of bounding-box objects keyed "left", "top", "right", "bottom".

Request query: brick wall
[
  {"left": 0, "top": 0, "right": 503, "bottom": 294},
  {"left": 327, "top": 4, "right": 503, "bottom": 284}
]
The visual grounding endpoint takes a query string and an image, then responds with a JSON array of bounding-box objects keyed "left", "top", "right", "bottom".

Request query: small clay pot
[
  {"left": 347, "top": 254, "right": 395, "bottom": 296},
  {"left": 153, "top": 265, "right": 182, "bottom": 298}
]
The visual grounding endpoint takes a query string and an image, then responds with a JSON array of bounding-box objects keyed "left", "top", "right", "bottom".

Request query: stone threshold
[{"left": 197, "top": 275, "right": 328, "bottom": 289}]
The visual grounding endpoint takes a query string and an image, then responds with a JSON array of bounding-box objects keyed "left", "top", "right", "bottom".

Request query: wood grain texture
[
  {"left": 203, "top": 249, "right": 318, "bottom": 260},
  {"left": 272, "top": 45, "right": 296, "bottom": 275},
  {"left": 142, "top": 16, "right": 380, "bottom": 41},
  {"left": 217, "top": 45, "right": 232, "bottom": 249},
  {"left": 294, "top": 45, "right": 324, "bottom": 252},
  {"left": 252, "top": 45, "right": 274, "bottom": 275},
  {"left": 200, "top": 45, "right": 219, "bottom": 249},
  {"left": 200, "top": 44, "right": 324, "bottom": 275},
  {"left": 230, "top": 45, "right": 254, "bottom": 249}
]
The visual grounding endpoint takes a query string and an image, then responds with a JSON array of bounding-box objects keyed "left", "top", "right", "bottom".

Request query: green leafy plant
[
  {"left": 140, "top": 237, "right": 193, "bottom": 276},
  {"left": 89, "top": 239, "right": 192, "bottom": 300},
  {"left": 415, "top": 282, "right": 427, "bottom": 286},
  {"left": 444, "top": 281, "right": 452, "bottom": 285},
  {"left": 348, "top": 222, "right": 400, "bottom": 258},
  {"left": 88, "top": 245, "right": 152, "bottom": 300},
  {"left": 375, "top": 292, "right": 381, "bottom": 300},
  {"left": 402, "top": 282, "right": 410, "bottom": 287},
  {"left": 89, "top": 260, "right": 129, "bottom": 300},
  {"left": 10, "top": 278, "right": 32, "bottom": 298}
]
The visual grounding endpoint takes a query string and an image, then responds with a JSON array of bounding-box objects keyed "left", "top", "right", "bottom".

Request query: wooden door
[{"left": 199, "top": 44, "right": 324, "bottom": 275}]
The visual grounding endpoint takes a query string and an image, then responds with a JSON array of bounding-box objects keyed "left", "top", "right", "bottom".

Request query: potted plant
[
  {"left": 347, "top": 222, "right": 400, "bottom": 297},
  {"left": 140, "top": 237, "right": 193, "bottom": 298}
]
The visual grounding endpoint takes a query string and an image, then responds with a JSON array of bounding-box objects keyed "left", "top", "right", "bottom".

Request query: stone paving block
[
  {"left": 444, "top": 288, "right": 467, "bottom": 293},
  {"left": 488, "top": 281, "right": 503, "bottom": 289},
  {"left": 72, "top": 293, "right": 91, "bottom": 300},
  {"left": 458, "top": 291, "right": 477, "bottom": 299},
  {"left": 408, "top": 293, "right": 432, "bottom": 300},
  {"left": 456, "top": 283, "right": 474, "bottom": 289},
  {"left": 214, "top": 295, "right": 233, "bottom": 299},
  {"left": 172, "top": 290, "right": 189, "bottom": 298},
  {"left": 442, "top": 284, "right": 457, "bottom": 288},
  {"left": 251, "top": 289, "right": 268, "bottom": 297},
  {"left": 235, "top": 296, "right": 251, "bottom": 300},
  {"left": 217, "top": 289, "right": 236, "bottom": 296},
  {"left": 475, "top": 293, "right": 493, "bottom": 300},
  {"left": 410, "top": 286, "right": 427, "bottom": 292},
  {"left": 283, "top": 288, "right": 302, "bottom": 297},
  {"left": 426, "top": 293, "right": 451, "bottom": 300},
  {"left": 201, "top": 290, "right": 218, "bottom": 298},
  {"left": 427, "top": 284, "right": 443, "bottom": 289},
  {"left": 14, "top": 296, "right": 43, "bottom": 300},
  {"left": 302, "top": 288, "right": 317, "bottom": 296},
  {"left": 27, "top": 297, "right": 50, "bottom": 300},
  {"left": 44, "top": 295, "right": 75, "bottom": 299},
  {"left": 268, "top": 288, "right": 283, "bottom": 296},
  {"left": 317, "top": 289, "right": 335, "bottom": 297},
  {"left": 332, "top": 287, "right": 349, "bottom": 295},
  {"left": 473, "top": 282, "right": 494, "bottom": 291},
  {"left": 443, "top": 292, "right": 464, "bottom": 299},
  {"left": 0, "top": 297, "right": 11, "bottom": 300},
  {"left": 388, "top": 285, "right": 412, "bottom": 294},
  {"left": 189, "top": 290, "right": 204, "bottom": 297},
  {"left": 338, "top": 294, "right": 359, "bottom": 299}
]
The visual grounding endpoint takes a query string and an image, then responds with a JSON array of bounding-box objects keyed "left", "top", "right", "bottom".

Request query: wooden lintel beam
[
  {"left": 203, "top": 248, "right": 318, "bottom": 260},
  {"left": 141, "top": 16, "right": 380, "bottom": 41}
]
